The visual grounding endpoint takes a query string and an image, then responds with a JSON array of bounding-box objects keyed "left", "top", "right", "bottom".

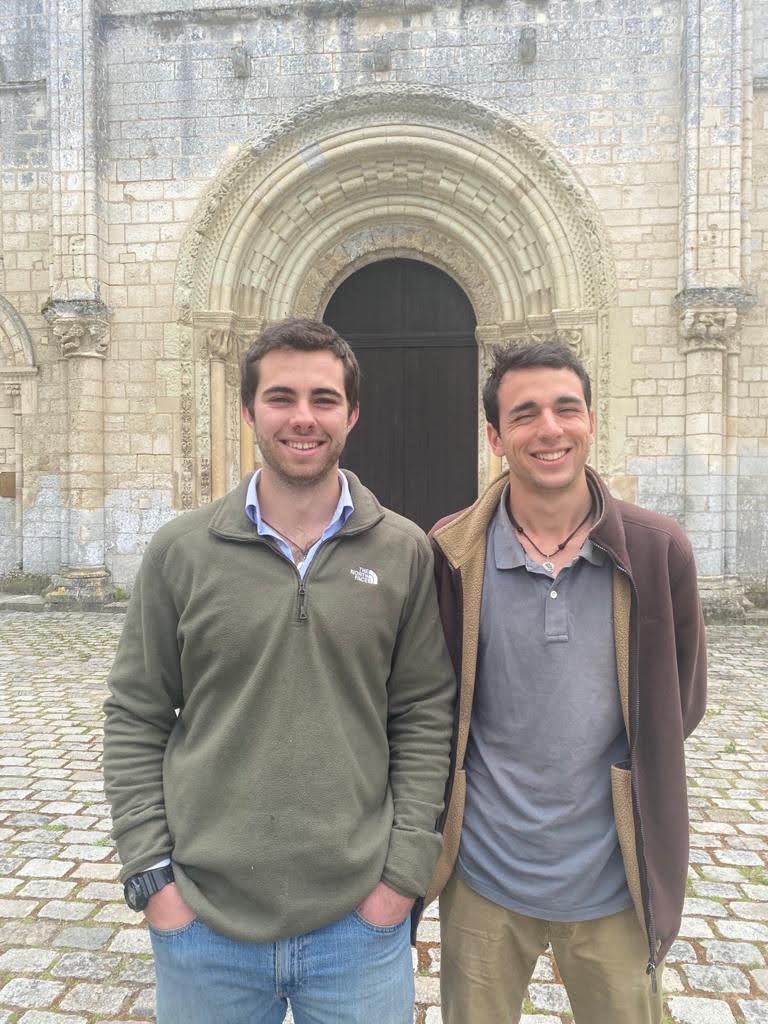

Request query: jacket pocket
[
  {"left": 424, "top": 768, "right": 466, "bottom": 907},
  {"left": 611, "top": 761, "right": 647, "bottom": 940}
]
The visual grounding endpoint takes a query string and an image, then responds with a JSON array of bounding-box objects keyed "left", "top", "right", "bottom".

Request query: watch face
[{"left": 124, "top": 877, "right": 147, "bottom": 912}]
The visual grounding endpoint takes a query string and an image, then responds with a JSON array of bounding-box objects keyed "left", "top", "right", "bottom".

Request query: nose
[
  {"left": 537, "top": 407, "right": 562, "bottom": 439},
  {"left": 289, "top": 399, "right": 316, "bottom": 430}
]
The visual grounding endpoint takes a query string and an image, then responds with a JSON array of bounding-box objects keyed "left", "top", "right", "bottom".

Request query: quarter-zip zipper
[{"left": 593, "top": 542, "right": 659, "bottom": 981}]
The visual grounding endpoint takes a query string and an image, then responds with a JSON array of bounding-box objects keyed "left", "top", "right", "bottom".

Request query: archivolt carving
[
  {"left": 294, "top": 223, "right": 496, "bottom": 324},
  {"left": 0, "top": 295, "right": 36, "bottom": 368},
  {"left": 174, "top": 85, "right": 617, "bottom": 496},
  {"left": 175, "top": 85, "right": 616, "bottom": 325}
]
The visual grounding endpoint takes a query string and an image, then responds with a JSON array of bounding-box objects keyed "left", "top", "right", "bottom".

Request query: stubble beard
[{"left": 257, "top": 434, "right": 347, "bottom": 490}]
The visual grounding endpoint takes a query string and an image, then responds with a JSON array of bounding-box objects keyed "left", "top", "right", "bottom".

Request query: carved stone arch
[
  {"left": 174, "top": 85, "right": 617, "bottom": 506},
  {"left": 0, "top": 295, "right": 36, "bottom": 368}
]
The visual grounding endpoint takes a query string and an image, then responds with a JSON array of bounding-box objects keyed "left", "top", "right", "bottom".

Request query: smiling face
[
  {"left": 243, "top": 348, "right": 359, "bottom": 489},
  {"left": 487, "top": 366, "right": 595, "bottom": 500}
]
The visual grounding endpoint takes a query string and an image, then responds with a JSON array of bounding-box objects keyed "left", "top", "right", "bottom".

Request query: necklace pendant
[{"left": 543, "top": 559, "right": 555, "bottom": 574}]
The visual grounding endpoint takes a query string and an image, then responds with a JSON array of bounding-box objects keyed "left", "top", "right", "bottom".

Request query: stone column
[
  {"left": 677, "top": 0, "right": 755, "bottom": 616},
  {"left": 206, "top": 329, "right": 235, "bottom": 501},
  {"left": 4, "top": 383, "right": 23, "bottom": 570},
  {"left": 43, "top": 303, "right": 113, "bottom": 608},
  {"left": 47, "top": 0, "right": 103, "bottom": 300}
]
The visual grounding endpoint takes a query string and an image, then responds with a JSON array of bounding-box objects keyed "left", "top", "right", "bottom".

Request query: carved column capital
[
  {"left": 678, "top": 307, "right": 741, "bottom": 354},
  {"left": 52, "top": 318, "right": 109, "bottom": 358},
  {"left": 206, "top": 328, "right": 237, "bottom": 362},
  {"left": 43, "top": 299, "right": 110, "bottom": 359}
]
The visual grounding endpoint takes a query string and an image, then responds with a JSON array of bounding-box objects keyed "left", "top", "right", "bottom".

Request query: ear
[
  {"left": 346, "top": 405, "right": 360, "bottom": 432},
  {"left": 242, "top": 403, "right": 255, "bottom": 431},
  {"left": 486, "top": 421, "right": 505, "bottom": 458},
  {"left": 588, "top": 407, "right": 596, "bottom": 444}
]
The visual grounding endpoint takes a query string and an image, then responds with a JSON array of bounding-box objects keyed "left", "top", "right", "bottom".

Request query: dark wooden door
[{"left": 323, "top": 258, "right": 477, "bottom": 532}]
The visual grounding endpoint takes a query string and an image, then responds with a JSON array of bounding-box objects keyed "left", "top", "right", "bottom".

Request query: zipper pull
[
  {"left": 646, "top": 960, "right": 657, "bottom": 994},
  {"left": 297, "top": 583, "right": 308, "bottom": 621}
]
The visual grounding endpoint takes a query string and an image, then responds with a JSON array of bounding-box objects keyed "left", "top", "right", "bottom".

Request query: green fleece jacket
[{"left": 103, "top": 472, "right": 455, "bottom": 942}]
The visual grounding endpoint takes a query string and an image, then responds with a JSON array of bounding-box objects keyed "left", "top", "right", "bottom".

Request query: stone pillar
[
  {"left": 677, "top": 0, "right": 755, "bottom": 617},
  {"left": 206, "top": 329, "right": 235, "bottom": 501},
  {"left": 4, "top": 383, "right": 23, "bottom": 570},
  {"left": 238, "top": 335, "right": 257, "bottom": 480},
  {"left": 43, "top": 302, "right": 114, "bottom": 608},
  {"left": 47, "top": 0, "right": 103, "bottom": 300}
]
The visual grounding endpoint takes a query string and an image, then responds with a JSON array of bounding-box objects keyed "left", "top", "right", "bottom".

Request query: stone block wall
[{"left": 0, "top": 0, "right": 765, "bottom": 590}]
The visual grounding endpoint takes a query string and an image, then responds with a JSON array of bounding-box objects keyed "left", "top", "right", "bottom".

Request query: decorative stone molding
[
  {"left": 4, "top": 382, "right": 21, "bottom": 401},
  {"left": 0, "top": 295, "right": 36, "bottom": 368},
  {"left": 174, "top": 86, "right": 617, "bottom": 499},
  {"left": 175, "top": 86, "right": 616, "bottom": 325}
]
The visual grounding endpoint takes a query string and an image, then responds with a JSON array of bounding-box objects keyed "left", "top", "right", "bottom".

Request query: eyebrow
[
  {"left": 507, "top": 394, "right": 585, "bottom": 416},
  {"left": 261, "top": 385, "right": 344, "bottom": 400}
]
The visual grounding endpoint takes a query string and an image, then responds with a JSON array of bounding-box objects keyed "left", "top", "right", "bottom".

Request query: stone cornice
[{"left": 672, "top": 286, "right": 757, "bottom": 315}]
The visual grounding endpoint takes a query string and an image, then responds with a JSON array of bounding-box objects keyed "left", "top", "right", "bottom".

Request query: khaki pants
[{"left": 440, "top": 875, "right": 663, "bottom": 1024}]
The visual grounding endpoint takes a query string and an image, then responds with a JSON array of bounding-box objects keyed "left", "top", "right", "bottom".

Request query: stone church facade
[{"left": 0, "top": 0, "right": 766, "bottom": 613}]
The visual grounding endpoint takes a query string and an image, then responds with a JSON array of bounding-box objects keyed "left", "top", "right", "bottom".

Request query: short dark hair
[
  {"left": 240, "top": 318, "right": 360, "bottom": 411},
  {"left": 482, "top": 338, "right": 592, "bottom": 431}
]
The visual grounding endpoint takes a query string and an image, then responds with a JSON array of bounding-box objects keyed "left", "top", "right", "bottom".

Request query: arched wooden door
[{"left": 323, "top": 258, "right": 478, "bottom": 532}]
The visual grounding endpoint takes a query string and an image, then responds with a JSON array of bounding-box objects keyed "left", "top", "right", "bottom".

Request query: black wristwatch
[{"left": 123, "top": 864, "right": 175, "bottom": 912}]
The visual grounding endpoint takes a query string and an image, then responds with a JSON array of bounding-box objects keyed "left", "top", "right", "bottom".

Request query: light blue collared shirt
[{"left": 244, "top": 469, "right": 354, "bottom": 578}]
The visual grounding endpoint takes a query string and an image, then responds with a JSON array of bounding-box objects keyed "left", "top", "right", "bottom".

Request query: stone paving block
[
  {"left": 17, "top": 1014, "right": 88, "bottom": 1024},
  {"left": 128, "top": 987, "right": 155, "bottom": 1019},
  {"left": 415, "top": 976, "right": 440, "bottom": 1003},
  {"left": 52, "top": 926, "right": 114, "bottom": 950},
  {"left": 0, "top": 947, "right": 57, "bottom": 972},
  {"left": 17, "top": 856, "right": 73, "bottom": 880},
  {"left": 702, "top": 939, "right": 764, "bottom": 965},
  {"left": 740, "top": 1002, "right": 768, "bottom": 1024},
  {"left": 679, "top": 916, "right": 714, "bottom": 938},
  {"left": 118, "top": 959, "right": 155, "bottom": 984},
  {"left": 0, "top": 877, "right": 22, "bottom": 894},
  {"left": 0, "top": 977, "right": 66, "bottom": 1008},
  {"left": 92, "top": 903, "right": 136, "bottom": 924},
  {"left": 0, "top": 920, "right": 59, "bottom": 945},
  {"left": 70, "top": 862, "right": 120, "bottom": 880},
  {"left": 716, "top": 849, "right": 764, "bottom": 866},
  {"left": 682, "top": 898, "right": 729, "bottom": 917},
  {"left": 416, "top": 919, "right": 440, "bottom": 942},
  {"left": 666, "top": 996, "right": 736, "bottom": 1023},
  {"left": 0, "top": 897, "right": 37, "bottom": 918},
  {"left": 37, "top": 900, "right": 96, "bottom": 920},
  {"left": 682, "top": 963, "right": 751, "bottom": 993},
  {"left": 527, "top": 983, "right": 571, "bottom": 1013},
  {"left": 732, "top": 901, "right": 768, "bottom": 920},
  {"left": 75, "top": 881, "right": 122, "bottom": 900},
  {"left": 715, "top": 919, "right": 768, "bottom": 941},
  {"left": 107, "top": 928, "right": 153, "bottom": 954},
  {"left": 663, "top": 966, "right": 685, "bottom": 992},
  {"left": 754, "top": 969, "right": 768, "bottom": 994},
  {"left": 50, "top": 952, "right": 122, "bottom": 980},
  {"left": 60, "top": 983, "right": 131, "bottom": 1014},
  {"left": 668, "top": 940, "right": 698, "bottom": 962},
  {"left": 532, "top": 955, "right": 554, "bottom": 981},
  {"left": 18, "top": 880, "right": 77, "bottom": 898}
]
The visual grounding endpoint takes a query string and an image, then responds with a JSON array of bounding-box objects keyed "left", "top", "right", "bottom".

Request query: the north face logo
[{"left": 350, "top": 566, "right": 379, "bottom": 585}]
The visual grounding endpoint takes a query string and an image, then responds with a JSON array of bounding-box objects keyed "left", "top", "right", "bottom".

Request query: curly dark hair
[{"left": 483, "top": 338, "right": 592, "bottom": 430}]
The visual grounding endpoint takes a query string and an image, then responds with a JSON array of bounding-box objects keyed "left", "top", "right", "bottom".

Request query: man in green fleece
[{"left": 103, "top": 318, "right": 456, "bottom": 1024}]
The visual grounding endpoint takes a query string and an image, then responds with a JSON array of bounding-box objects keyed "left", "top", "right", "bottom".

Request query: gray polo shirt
[{"left": 457, "top": 489, "right": 632, "bottom": 921}]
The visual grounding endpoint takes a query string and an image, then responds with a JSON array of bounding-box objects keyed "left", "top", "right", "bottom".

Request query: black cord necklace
[{"left": 509, "top": 505, "right": 593, "bottom": 565}]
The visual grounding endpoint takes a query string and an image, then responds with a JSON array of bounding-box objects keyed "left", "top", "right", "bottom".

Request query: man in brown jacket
[{"left": 425, "top": 340, "right": 706, "bottom": 1024}]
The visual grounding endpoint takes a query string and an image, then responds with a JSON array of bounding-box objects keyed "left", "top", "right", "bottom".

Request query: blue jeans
[{"left": 149, "top": 909, "right": 415, "bottom": 1024}]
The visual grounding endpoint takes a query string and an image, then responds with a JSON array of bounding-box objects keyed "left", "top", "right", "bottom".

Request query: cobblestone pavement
[{"left": 0, "top": 613, "right": 765, "bottom": 1024}]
